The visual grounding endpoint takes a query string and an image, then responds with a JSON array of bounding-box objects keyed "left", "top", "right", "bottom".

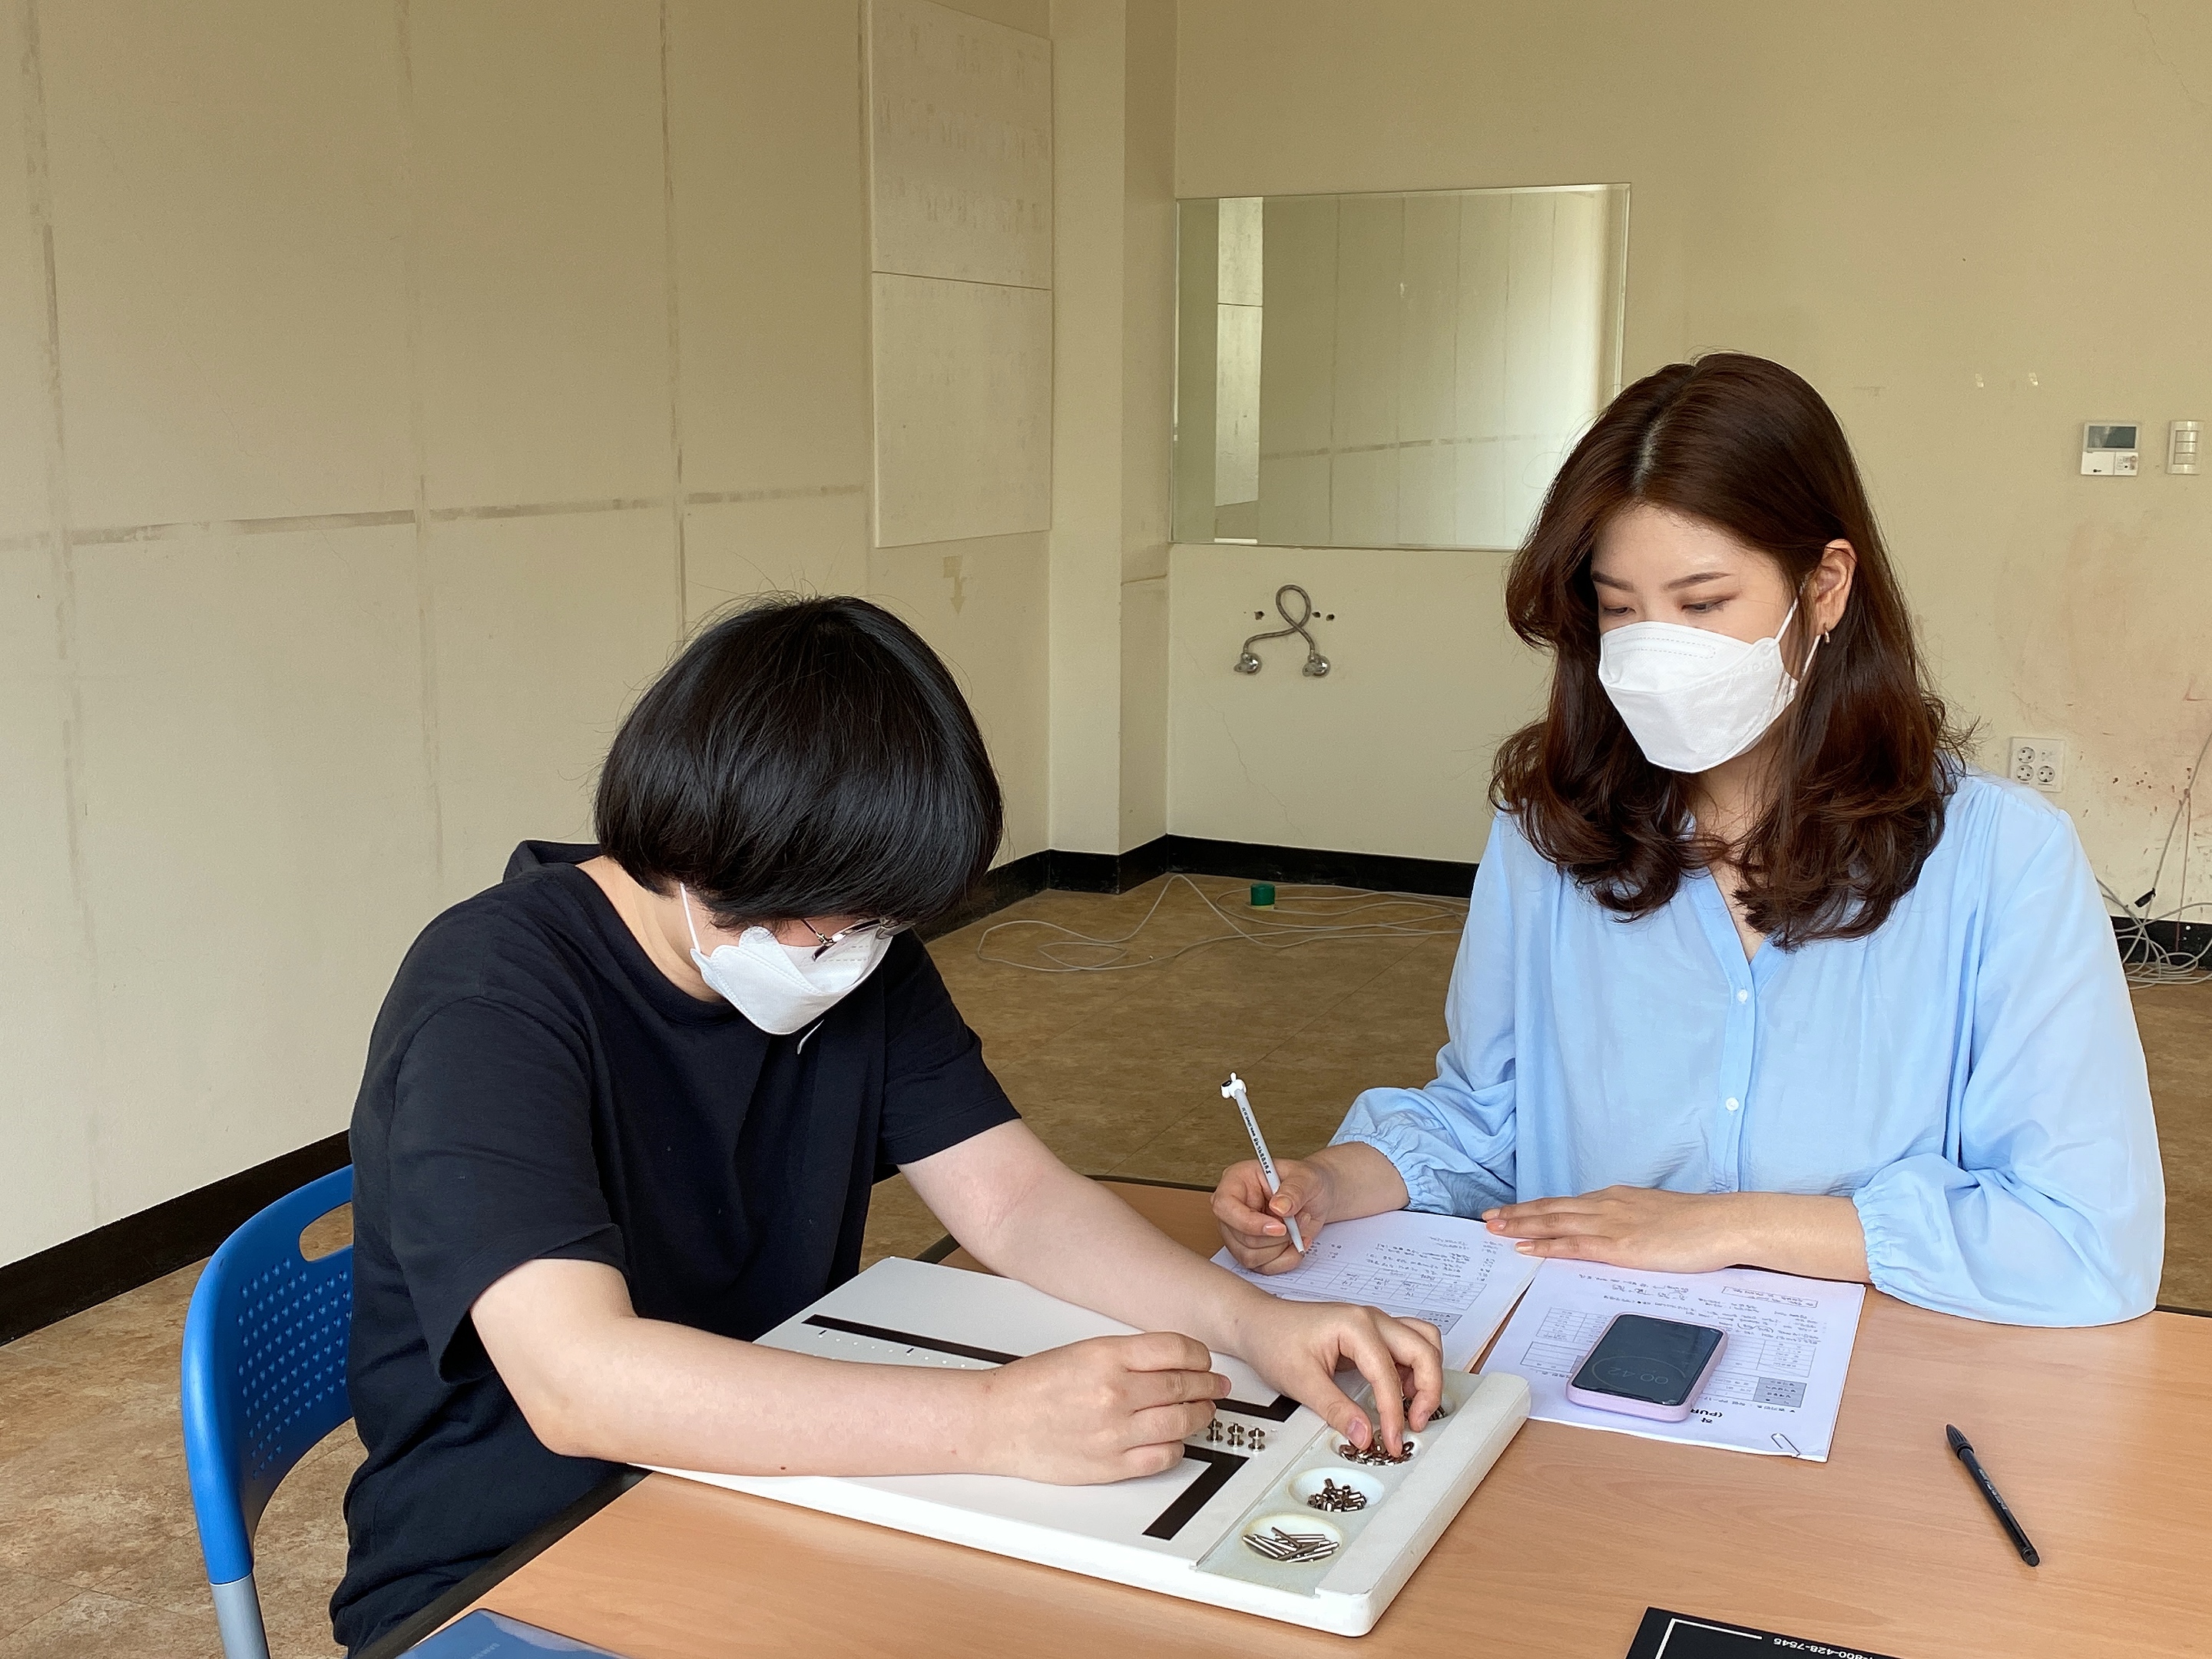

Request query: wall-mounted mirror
[{"left": 1174, "top": 185, "right": 1629, "bottom": 551}]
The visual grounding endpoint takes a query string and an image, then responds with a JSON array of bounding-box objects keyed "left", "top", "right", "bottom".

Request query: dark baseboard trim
[
  {"left": 1037, "top": 847, "right": 1124, "bottom": 894},
  {"left": 1158, "top": 835, "right": 1475, "bottom": 899},
  {"left": 977, "top": 843, "right": 1178, "bottom": 899},
  {"left": 0, "top": 1129, "right": 351, "bottom": 1347},
  {"left": 1114, "top": 836, "right": 1175, "bottom": 890},
  {"left": 950, "top": 834, "right": 1476, "bottom": 909},
  {"left": 1003, "top": 840, "right": 2212, "bottom": 935},
  {"left": 2115, "top": 916, "right": 2212, "bottom": 968},
  {"left": 922, "top": 849, "right": 1050, "bottom": 941},
  {"left": 927, "top": 828, "right": 1472, "bottom": 936}
]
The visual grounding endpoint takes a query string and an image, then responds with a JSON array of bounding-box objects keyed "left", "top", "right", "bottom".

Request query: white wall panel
[
  {"left": 866, "top": 0, "right": 1051, "bottom": 288},
  {"left": 866, "top": 0, "right": 1051, "bottom": 553},
  {"left": 872, "top": 273, "right": 1052, "bottom": 547}
]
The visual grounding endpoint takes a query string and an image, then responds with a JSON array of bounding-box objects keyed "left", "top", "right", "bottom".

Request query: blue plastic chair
[{"left": 181, "top": 1166, "right": 356, "bottom": 1659}]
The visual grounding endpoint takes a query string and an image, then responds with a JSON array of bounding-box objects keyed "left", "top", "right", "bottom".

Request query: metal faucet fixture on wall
[{"left": 1233, "top": 584, "right": 1331, "bottom": 677}]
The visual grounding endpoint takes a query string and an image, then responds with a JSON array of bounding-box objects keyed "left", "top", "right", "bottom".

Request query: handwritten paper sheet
[
  {"left": 1214, "top": 1210, "right": 1541, "bottom": 1371},
  {"left": 1479, "top": 1259, "right": 1866, "bottom": 1459}
]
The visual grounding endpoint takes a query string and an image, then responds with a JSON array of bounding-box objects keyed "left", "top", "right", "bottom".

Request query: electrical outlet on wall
[{"left": 2008, "top": 737, "right": 2065, "bottom": 794}]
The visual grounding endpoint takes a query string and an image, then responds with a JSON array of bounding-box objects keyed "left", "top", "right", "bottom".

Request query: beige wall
[
  {"left": 0, "top": 0, "right": 1061, "bottom": 1270},
  {"left": 1172, "top": 0, "right": 2212, "bottom": 895},
  {"left": 1048, "top": 0, "right": 1177, "bottom": 856},
  {"left": 11, "top": 0, "right": 2204, "bottom": 1269}
]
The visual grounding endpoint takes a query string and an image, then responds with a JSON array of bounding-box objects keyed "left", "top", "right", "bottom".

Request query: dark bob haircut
[
  {"left": 1492, "top": 353, "right": 1969, "bottom": 946},
  {"left": 594, "top": 594, "right": 1003, "bottom": 927}
]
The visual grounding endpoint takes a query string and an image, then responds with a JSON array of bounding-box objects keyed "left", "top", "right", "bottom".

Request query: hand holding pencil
[
  {"left": 1223, "top": 1074, "right": 1305, "bottom": 1253},
  {"left": 1214, "top": 1074, "right": 1330, "bottom": 1273}
]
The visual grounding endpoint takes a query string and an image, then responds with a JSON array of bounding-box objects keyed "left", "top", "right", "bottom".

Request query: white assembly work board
[{"left": 654, "top": 1258, "right": 1530, "bottom": 1636}]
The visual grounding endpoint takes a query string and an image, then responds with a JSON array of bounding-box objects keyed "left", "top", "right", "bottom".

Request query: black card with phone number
[{"left": 1626, "top": 1608, "right": 1906, "bottom": 1659}]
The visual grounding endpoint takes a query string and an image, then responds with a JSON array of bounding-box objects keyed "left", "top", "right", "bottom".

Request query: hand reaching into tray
[
  {"left": 1231, "top": 1297, "right": 1442, "bottom": 1456},
  {"left": 981, "top": 1333, "right": 1229, "bottom": 1483}
]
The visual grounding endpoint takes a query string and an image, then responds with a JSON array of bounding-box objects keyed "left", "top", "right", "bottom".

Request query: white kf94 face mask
[
  {"left": 1597, "top": 599, "right": 1822, "bottom": 774},
  {"left": 680, "top": 885, "right": 894, "bottom": 1035}
]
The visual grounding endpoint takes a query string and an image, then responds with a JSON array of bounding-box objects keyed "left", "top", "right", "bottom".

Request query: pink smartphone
[{"left": 1563, "top": 1313, "right": 1728, "bottom": 1422}]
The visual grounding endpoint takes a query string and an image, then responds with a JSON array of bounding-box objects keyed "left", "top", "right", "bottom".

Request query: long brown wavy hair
[{"left": 1490, "top": 353, "right": 1969, "bottom": 946}]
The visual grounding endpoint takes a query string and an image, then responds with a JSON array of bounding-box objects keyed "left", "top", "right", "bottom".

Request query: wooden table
[{"left": 435, "top": 1183, "right": 2212, "bottom": 1657}]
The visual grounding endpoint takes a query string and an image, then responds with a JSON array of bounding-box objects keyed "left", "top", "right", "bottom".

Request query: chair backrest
[{"left": 180, "top": 1165, "right": 356, "bottom": 1588}]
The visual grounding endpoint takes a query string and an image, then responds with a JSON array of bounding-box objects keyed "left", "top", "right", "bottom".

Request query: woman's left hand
[{"left": 1483, "top": 1186, "right": 1748, "bottom": 1273}]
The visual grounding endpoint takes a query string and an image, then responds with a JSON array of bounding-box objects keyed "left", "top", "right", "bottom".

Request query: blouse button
[
  {"left": 1736, "top": 988, "right": 1750, "bottom": 1003},
  {"left": 1724, "top": 1097, "right": 1741, "bottom": 1111}
]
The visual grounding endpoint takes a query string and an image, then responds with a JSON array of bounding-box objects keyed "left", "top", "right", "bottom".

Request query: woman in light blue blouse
[{"left": 1214, "top": 353, "right": 2164, "bottom": 1326}]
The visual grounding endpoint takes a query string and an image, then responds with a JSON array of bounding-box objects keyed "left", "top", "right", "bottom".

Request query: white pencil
[{"left": 1221, "top": 1072, "right": 1306, "bottom": 1253}]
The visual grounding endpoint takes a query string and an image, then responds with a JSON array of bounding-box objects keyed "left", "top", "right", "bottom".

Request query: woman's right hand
[
  {"left": 979, "top": 1333, "right": 1228, "bottom": 1483},
  {"left": 1213, "top": 1156, "right": 1334, "bottom": 1273}
]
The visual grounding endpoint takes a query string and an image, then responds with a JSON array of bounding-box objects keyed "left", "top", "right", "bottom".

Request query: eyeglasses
[{"left": 798, "top": 917, "right": 909, "bottom": 960}]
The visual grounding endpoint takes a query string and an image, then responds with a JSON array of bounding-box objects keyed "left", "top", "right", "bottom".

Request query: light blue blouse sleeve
[
  {"left": 1852, "top": 800, "right": 2166, "bottom": 1326},
  {"left": 1331, "top": 813, "right": 1522, "bottom": 1217}
]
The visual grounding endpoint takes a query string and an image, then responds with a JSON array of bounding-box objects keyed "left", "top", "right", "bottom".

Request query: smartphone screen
[{"left": 1569, "top": 1314, "right": 1725, "bottom": 1408}]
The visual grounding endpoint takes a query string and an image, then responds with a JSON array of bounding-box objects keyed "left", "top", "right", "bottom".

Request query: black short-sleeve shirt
[{"left": 332, "top": 843, "right": 1018, "bottom": 1653}]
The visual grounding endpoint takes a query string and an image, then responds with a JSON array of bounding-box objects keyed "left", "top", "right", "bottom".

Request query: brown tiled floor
[
  {"left": 0, "top": 876, "right": 2205, "bottom": 1655},
  {"left": 2134, "top": 980, "right": 2212, "bottom": 1306},
  {"left": 0, "top": 1211, "right": 356, "bottom": 1659}
]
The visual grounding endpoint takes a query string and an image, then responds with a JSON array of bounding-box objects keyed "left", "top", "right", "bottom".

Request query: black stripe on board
[
  {"left": 1144, "top": 1445, "right": 1246, "bottom": 1541},
  {"left": 801, "top": 1312, "right": 1299, "bottom": 1418},
  {"left": 803, "top": 1314, "right": 1020, "bottom": 1366}
]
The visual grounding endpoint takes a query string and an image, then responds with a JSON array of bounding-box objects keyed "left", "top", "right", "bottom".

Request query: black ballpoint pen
[{"left": 1947, "top": 1424, "right": 2040, "bottom": 1566}]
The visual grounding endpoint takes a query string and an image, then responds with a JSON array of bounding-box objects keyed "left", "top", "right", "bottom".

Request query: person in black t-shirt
[{"left": 333, "top": 596, "right": 1443, "bottom": 1654}]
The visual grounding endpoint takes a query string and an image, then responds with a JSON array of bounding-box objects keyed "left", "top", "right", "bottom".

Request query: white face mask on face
[
  {"left": 1597, "top": 599, "right": 1822, "bottom": 774},
  {"left": 680, "top": 885, "right": 894, "bottom": 1035}
]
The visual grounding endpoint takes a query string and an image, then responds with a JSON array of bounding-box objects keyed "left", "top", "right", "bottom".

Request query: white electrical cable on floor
[
  {"left": 2102, "top": 724, "right": 2212, "bottom": 988},
  {"left": 975, "top": 873, "right": 1469, "bottom": 973}
]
